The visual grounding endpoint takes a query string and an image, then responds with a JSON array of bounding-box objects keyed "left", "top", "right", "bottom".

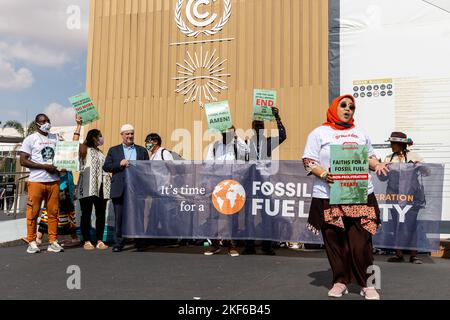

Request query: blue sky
[{"left": 0, "top": 0, "right": 89, "bottom": 127}]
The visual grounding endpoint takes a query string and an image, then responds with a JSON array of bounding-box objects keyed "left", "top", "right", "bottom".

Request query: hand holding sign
[
  {"left": 374, "top": 162, "right": 389, "bottom": 176},
  {"left": 43, "top": 164, "right": 59, "bottom": 174},
  {"left": 75, "top": 115, "right": 83, "bottom": 126},
  {"left": 320, "top": 171, "right": 335, "bottom": 184},
  {"left": 272, "top": 107, "right": 281, "bottom": 120},
  {"left": 120, "top": 160, "right": 130, "bottom": 168}
]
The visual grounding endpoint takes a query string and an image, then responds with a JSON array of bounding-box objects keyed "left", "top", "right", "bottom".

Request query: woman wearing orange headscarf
[{"left": 302, "top": 95, "right": 389, "bottom": 300}]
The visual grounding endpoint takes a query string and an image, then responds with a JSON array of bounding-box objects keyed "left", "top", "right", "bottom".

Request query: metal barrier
[{"left": 0, "top": 172, "right": 29, "bottom": 220}]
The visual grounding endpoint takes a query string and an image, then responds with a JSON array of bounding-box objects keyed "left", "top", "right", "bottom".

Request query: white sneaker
[
  {"left": 27, "top": 241, "right": 40, "bottom": 254},
  {"left": 328, "top": 283, "right": 349, "bottom": 298},
  {"left": 360, "top": 287, "right": 380, "bottom": 300},
  {"left": 47, "top": 241, "right": 64, "bottom": 253}
]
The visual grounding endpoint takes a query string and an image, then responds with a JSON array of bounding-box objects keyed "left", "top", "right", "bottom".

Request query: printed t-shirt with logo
[
  {"left": 20, "top": 132, "right": 60, "bottom": 183},
  {"left": 302, "top": 126, "right": 376, "bottom": 199}
]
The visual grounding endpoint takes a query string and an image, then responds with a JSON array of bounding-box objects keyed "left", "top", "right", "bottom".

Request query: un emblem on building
[{"left": 175, "top": 0, "right": 232, "bottom": 37}]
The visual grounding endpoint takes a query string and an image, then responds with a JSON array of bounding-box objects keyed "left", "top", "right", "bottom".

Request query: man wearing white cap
[{"left": 103, "top": 124, "right": 149, "bottom": 252}]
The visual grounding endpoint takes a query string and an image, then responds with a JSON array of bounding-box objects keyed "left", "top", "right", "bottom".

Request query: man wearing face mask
[
  {"left": 206, "top": 126, "right": 249, "bottom": 161},
  {"left": 247, "top": 107, "right": 287, "bottom": 161},
  {"left": 20, "top": 114, "right": 63, "bottom": 254},
  {"left": 145, "top": 133, "right": 174, "bottom": 160},
  {"left": 103, "top": 124, "right": 149, "bottom": 252},
  {"left": 204, "top": 126, "right": 250, "bottom": 257},
  {"left": 242, "top": 107, "right": 287, "bottom": 256},
  {"left": 144, "top": 133, "right": 177, "bottom": 246}
]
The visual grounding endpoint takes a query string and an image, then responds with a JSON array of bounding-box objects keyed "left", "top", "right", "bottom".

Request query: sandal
[
  {"left": 83, "top": 241, "right": 95, "bottom": 250},
  {"left": 96, "top": 241, "right": 109, "bottom": 250}
]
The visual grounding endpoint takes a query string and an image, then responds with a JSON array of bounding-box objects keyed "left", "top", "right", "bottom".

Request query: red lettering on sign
[{"left": 256, "top": 99, "right": 274, "bottom": 107}]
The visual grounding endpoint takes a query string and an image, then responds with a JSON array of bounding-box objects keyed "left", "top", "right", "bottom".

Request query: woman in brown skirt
[{"left": 302, "top": 94, "right": 389, "bottom": 300}]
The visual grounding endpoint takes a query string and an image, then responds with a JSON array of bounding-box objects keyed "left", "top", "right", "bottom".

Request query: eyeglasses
[{"left": 339, "top": 102, "right": 355, "bottom": 111}]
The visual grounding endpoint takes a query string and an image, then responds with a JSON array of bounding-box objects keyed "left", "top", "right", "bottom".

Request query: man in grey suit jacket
[{"left": 103, "top": 124, "right": 149, "bottom": 252}]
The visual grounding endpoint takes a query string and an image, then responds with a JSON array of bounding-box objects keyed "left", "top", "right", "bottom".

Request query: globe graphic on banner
[{"left": 212, "top": 180, "right": 246, "bottom": 215}]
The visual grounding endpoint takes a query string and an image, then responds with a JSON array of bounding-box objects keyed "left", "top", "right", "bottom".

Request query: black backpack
[{"left": 160, "top": 148, "right": 184, "bottom": 160}]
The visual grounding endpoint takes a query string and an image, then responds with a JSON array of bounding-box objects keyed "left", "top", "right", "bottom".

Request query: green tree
[{"left": 2, "top": 120, "right": 36, "bottom": 138}]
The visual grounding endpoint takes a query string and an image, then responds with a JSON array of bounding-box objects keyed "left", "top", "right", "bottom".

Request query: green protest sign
[
  {"left": 68, "top": 92, "right": 100, "bottom": 125},
  {"left": 330, "top": 145, "right": 369, "bottom": 205},
  {"left": 205, "top": 100, "right": 232, "bottom": 133},
  {"left": 53, "top": 141, "right": 80, "bottom": 172},
  {"left": 253, "top": 89, "right": 277, "bottom": 121}
]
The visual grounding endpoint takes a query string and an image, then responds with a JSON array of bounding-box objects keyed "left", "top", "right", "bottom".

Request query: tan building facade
[{"left": 86, "top": 0, "right": 329, "bottom": 160}]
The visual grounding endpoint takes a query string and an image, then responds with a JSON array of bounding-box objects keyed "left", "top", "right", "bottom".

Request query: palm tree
[
  {"left": 1, "top": 121, "right": 37, "bottom": 165},
  {"left": 2, "top": 120, "right": 37, "bottom": 138}
]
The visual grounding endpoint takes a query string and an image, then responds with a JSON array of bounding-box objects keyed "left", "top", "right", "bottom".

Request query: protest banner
[{"left": 122, "top": 161, "right": 444, "bottom": 251}]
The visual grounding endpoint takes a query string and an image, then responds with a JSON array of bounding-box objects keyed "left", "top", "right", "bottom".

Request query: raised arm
[
  {"left": 73, "top": 116, "right": 82, "bottom": 142},
  {"left": 267, "top": 108, "right": 287, "bottom": 156},
  {"left": 273, "top": 107, "right": 287, "bottom": 144},
  {"left": 72, "top": 116, "right": 88, "bottom": 160}
]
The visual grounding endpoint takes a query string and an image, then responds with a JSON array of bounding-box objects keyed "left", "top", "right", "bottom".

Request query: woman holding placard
[
  {"left": 73, "top": 116, "right": 111, "bottom": 250},
  {"left": 302, "top": 95, "right": 389, "bottom": 300}
]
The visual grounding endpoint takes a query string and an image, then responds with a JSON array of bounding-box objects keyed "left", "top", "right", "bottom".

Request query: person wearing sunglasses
[{"left": 302, "top": 95, "right": 389, "bottom": 300}]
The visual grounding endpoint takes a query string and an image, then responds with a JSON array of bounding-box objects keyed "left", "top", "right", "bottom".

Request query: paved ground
[
  {"left": 0, "top": 212, "right": 25, "bottom": 222},
  {"left": 1, "top": 243, "right": 449, "bottom": 300}
]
